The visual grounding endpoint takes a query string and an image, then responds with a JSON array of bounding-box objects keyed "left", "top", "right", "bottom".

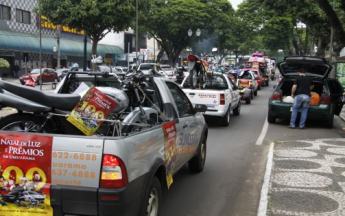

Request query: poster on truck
[
  {"left": 67, "top": 86, "right": 118, "bottom": 136},
  {"left": 162, "top": 121, "right": 177, "bottom": 189},
  {"left": 0, "top": 132, "right": 53, "bottom": 216}
]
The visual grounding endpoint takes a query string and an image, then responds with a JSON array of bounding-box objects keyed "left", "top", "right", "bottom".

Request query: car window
[
  {"left": 165, "top": 82, "right": 194, "bottom": 117},
  {"left": 204, "top": 74, "right": 229, "bottom": 90},
  {"left": 139, "top": 65, "right": 154, "bottom": 70}
]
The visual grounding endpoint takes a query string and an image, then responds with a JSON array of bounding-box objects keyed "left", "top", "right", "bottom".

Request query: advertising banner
[
  {"left": 162, "top": 121, "right": 177, "bottom": 189},
  {"left": 67, "top": 87, "right": 118, "bottom": 136},
  {"left": 0, "top": 133, "right": 53, "bottom": 216}
]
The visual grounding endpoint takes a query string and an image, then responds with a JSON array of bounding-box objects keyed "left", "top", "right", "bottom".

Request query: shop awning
[{"left": 0, "top": 30, "right": 124, "bottom": 57}]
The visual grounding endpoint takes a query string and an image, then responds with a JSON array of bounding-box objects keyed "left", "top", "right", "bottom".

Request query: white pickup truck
[
  {"left": 181, "top": 70, "right": 241, "bottom": 126},
  {"left": 0, "top": 72, "right": 208, "bottom": 216}
]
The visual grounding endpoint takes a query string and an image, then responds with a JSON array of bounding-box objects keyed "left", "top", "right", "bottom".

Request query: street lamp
[{"left": 188, "top": 28, "right": 201, "bottom": 37}]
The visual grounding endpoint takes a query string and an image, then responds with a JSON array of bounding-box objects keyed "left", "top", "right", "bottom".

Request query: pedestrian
[
  {"left": 13, "top": 64, "right": 20, "bottom": 78},
  {"left": 289, "top": 68, "right": 313, "bottom": 129}
]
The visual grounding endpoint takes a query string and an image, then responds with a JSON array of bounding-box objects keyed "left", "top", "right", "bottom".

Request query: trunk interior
[{"left": 279, "top": 79, "right": 324, "bottom": 105}]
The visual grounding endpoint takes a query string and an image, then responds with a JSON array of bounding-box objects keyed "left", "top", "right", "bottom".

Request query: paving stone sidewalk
[{"left": 267, "top": 138, "right": 345, "bottom": 216}]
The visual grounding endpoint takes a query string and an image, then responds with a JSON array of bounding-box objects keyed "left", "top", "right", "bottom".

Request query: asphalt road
[{"left": 160, "top": 79, "right": 345, "bottom": 216}]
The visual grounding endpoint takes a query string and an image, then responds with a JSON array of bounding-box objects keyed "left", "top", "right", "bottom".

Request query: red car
[
  {"left": 243, "top": 68, "right": 263, "bottom": 90},
  {"left": 20, "top": 68, "right": 58, "bottom": 85}
]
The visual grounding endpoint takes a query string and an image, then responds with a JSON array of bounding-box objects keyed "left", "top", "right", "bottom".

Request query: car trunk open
[
  {"left": 278, "top": 79, "right": 324, "bottom": 106},
  {"left": 278, "top": 56, "right": 332, "bottom": 79}
]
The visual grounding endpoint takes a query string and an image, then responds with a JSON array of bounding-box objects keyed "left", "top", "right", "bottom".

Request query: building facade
[{"left": 0, "top": 0, "right": 123, "bottom": 77}]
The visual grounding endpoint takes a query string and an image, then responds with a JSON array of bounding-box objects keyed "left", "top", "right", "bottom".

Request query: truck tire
[
  {"left": 233, "top": 102, "right": 241, "bottom": 116},
  {"left": 326, "top": 114, "right": 334, "bottom": 129},
  {"left": 221, "top": 107, "right": 230, "bottom": 126},
  {"left": 258, "top": 85, "right": 261, "bottom": 90},
  {"left": 254, "top": 90, "right": 258, "bottom": 96},
  {"left": 141, "top": 177, "right": 162, "bottom": 216},
  {"left": 267, "top": 111, "right": 276, "bottom": 123},
  {"left": 251, "top": 91, "right": 254, "bottom": 99},
  {"left": 189, "top": 137, "right": 206, "bottom": 173},
  {"left": 245, "top": 97, "right": 251, "bottom": 104}
]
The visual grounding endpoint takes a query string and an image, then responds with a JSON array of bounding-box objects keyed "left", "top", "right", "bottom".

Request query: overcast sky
[{"left": 228, "top": 0, "right": 243, "bottom": 10}]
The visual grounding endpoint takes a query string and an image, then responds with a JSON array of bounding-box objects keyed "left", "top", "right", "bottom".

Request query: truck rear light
[
  {"left": 100, "top": 155, "right": 128, "bottom": 188},
  {"left": 320, "top": 94, "right": 331, "bottom": 104},
  {"left": 270, "top": 91, "right": 281, "bottom": 101},
  {"left": 188, "top": 55, "right": 196, "bottom": 61},
  {"left": 220, "top": 94, "right": 225, "bottom": 105}
]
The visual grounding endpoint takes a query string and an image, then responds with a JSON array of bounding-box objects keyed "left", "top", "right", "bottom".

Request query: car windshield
[
  {"left": 30, "top": 69, "right": 40, "bottom": 74},
  {"left": 140, "top": 65, "right": 154, "bottom": 70}
]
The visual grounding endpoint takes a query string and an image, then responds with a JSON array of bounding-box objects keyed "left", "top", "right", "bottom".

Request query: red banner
[
  {"left": 162, "top": 121, "right": 177, "bottom": 189},
  {"left": 0, "top": 132, "right": 53, "bottom": 215}
]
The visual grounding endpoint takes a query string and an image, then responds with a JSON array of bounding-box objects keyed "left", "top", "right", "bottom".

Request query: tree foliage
[
  {"left": 141, "top": 0, "right": 235, "bottom": 65},
  {"left": 0, "top": 58, "right": 9, "bottom": 69},
  {"left": 37, "top": 0, "right": 135, "bottom": 55}
]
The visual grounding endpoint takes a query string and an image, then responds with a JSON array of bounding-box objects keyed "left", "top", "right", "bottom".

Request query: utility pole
[
  {"left": 56, "top": 25, "right": 61, "bottom": 69},
  {"left": 83, "top": 33, "right": 87, "bottom": 71},
  {"left": 135, "top": 0, "right": 138, "bottom": 65}
]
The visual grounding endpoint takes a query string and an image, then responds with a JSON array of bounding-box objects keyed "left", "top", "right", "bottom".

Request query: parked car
[
  {"left": 268, "top": 56, "right": 344, "bottom": 128},
  {"left": 112, "top": 66, "right": 128, "bottom": 79},
  {"left": 137, "top": 63, "right": 164, "bottom": 76},
  {"left": 161, "top": 64, "right": 176, "bottom": 80},
  {"left": 55, "top": 68, "right": 69, "bottom": 80},
  {"left": 19, "top": 68, "right": 58, "bottom": 85}
]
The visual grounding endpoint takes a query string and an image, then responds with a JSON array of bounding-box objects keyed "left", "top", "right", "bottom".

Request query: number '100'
[{"left": 3, "top": 166, "right": 47, "bottom": 190}]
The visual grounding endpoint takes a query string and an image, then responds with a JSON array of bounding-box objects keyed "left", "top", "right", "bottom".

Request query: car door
[
  {"left": 227, "top": 77, "right": 240, "bottom": 109},
  {"left": 164, "top": 81, "right": 202, "bottom": 167},
  {"left": 328, "top": 78, "right": 344, "bottom": 115}
]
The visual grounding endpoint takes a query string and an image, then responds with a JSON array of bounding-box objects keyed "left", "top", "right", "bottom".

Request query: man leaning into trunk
[{"left": 289, "top": 69, "right": 313, "bottom": 129}]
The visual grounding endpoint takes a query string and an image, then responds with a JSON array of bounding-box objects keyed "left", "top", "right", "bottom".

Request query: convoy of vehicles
[{"left": 2, "top": 53, "right": 343, "bottom": 216}]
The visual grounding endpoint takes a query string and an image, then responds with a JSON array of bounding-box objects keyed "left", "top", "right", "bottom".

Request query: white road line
[
  {"left": 256, "top": 117, "right": 268, "bottom": 145},
  {"left": 257, "top": 142, "right": 274, "bottom": 216}
]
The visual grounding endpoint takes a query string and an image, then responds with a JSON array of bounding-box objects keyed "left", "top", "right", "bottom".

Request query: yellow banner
[{"left": 40, "top": 16, "right": 84, "bottom": 35}]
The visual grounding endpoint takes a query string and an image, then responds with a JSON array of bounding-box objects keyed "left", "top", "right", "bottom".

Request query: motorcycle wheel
[{"left": 0, "top": 113, "right": 53, "bottom": 133}]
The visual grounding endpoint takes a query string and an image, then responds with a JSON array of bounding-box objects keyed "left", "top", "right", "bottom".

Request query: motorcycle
[{"left": 0, "top": 71, "right": 165, "bottom": 136}]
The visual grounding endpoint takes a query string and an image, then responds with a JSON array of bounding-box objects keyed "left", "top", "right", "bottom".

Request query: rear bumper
[
  {"left": 269, "top": 100, "right": 333, "bottom": 120},
  {"left": 51, "top": 175, "right": 145, "bottom": 216},
  {"left": 204, "top": 106, "right": 227, "bottom": 117}
]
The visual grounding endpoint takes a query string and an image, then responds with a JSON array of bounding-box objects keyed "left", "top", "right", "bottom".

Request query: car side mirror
[{"left": 194, "top": 104, "right": 207, "bottom": 113}]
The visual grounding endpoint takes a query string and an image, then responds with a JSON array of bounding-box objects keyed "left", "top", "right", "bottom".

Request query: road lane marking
[
  {"left": 256, "top": 117, "right": 268, "bottom": 145},
  {"left": 257, "top": 142, "right": 274, "bottom": 216}
]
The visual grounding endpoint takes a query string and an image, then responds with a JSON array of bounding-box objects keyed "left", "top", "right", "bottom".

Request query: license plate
[{"left": 207, "top": 105, "right": 215, "bottom": 108}]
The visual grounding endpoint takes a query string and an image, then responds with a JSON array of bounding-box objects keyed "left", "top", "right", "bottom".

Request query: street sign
[{"left": 140, "top": 49, "right": 147, "bottom": 56}]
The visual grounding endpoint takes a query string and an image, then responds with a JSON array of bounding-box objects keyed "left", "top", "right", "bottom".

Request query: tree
[
  {"left": 0, "top": 58, "right": 10, "bottom": 77},
  {"left": 141, "top": 0, "right": 234, "bottom": 65},
  {"left": 37, "top": 0, "right": 135, "bottom": 60}
]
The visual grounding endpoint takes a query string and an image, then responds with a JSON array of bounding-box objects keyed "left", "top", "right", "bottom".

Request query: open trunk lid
[{"left": 278, "top": 56, "right": 332, "bottom": 79}]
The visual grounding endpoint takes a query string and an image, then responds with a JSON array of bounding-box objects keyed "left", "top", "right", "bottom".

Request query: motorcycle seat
[{"left": 0, "top": 81, "right": 80, "bottom": 111}]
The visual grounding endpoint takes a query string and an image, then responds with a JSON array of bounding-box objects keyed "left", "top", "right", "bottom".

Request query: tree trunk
[{"left": 91, "top": 38, "right": 99, "bottom": 71}]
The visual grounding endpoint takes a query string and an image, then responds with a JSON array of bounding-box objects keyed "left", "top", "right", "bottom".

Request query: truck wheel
[
  {"left": 258, "top": 85, "right": 261, "bottom": 90},
  {"left": 326, "top": 114, "right": 334, "bottom": 129},
  {"left": 267, "top": 111, "right": 276, "bottom": 123},
  {"left": 254, "top": 90, "right": 258, "bottom": 96},
  {"left": 189, "top": 137, "right": 206, "bottom": 173},
  {"left": 233, "top": 102, "right": 241, "bottom": 116},
  {"left": 221, "top": 107, "right": 230, "bottom": 126},
  {"left": 142, "top": 177, "right": 161, "bottom": 216},
  {"left": 246, "top": 97, "right": 251, "bottom": 104},
  {"left": 251, "top": 91, "right": 254, "bottom": 99}
]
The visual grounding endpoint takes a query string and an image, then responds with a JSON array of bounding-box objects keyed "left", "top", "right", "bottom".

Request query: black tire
[
  {"left": 221, "top": 107, "right": 230, "bottom": 126},
  {"left": 55, "top": 77, "right": 60, "bottom": 83},
  {"left": 258, "top": 85, "right": 261, "bottom": 90},
  {"left": 326, "top": 114, "right": 334, "bottom": 129},
  {"left": 254, "top": 90, "right": 258, "bottom": 96},
  {"left": 233, "top": 102, "right": 241, "bottom": 116},
  {"left": 189, "top": 137, "right": 206, "bottom": 173},
  {"left": 267, "top": 111, "right": 276, "bottom": 123},
  {"left": 141, "top": 177, "right": 162, "bottom": 216},
  {"left": 251, "top": 91, "right": 254, "bottom": 99},
  {"left": 245, "top": 96, "right": 251, "bottom": 104},
  {"left": 0, "top": 113, "right": 52, "bottom": 133}
]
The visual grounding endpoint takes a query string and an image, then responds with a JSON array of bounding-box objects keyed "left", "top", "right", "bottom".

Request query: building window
[
  {"left": 16, "top": 9, "right": 30, "bottom": 24},
  {"left": 0, "top": 5, "right": 11, "bottom": 20}
]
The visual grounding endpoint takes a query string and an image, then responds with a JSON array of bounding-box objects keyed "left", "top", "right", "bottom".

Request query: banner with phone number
[
  {"left": 162, "top": 121, "right": 177, "bottom": 189},
  {"left": 0, "top": 132, "right": 53, "bottom": 216}
]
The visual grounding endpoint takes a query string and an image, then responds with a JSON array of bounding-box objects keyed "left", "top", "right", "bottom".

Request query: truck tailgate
[{"left": 183, "top": 89, "right": 220, "bottom": 109}]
